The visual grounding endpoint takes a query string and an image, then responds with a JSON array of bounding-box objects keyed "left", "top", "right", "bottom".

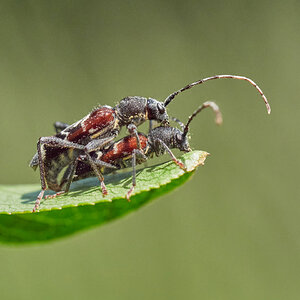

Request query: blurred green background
[{"left": 0, "top": 0, "right": 299, "bottom": 299}]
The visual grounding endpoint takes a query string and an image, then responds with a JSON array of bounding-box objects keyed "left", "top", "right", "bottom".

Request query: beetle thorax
[
  {"left": 115, "top": 96, "right": 148, "bottom": 126},
  {"left": 148, "top": 126, "right": 190, "bottom": 153}
]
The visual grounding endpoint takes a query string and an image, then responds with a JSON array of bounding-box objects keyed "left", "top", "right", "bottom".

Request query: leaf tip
[{"left": 184, "top": 150, "right": 210, "bottom": 172}]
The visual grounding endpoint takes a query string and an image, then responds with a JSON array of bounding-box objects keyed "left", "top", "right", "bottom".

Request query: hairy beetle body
[{"left": 30, "top": 74, "right": 271, "bottom": 211}]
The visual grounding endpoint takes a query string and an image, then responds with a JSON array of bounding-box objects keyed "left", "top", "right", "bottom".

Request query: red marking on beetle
[
  {"left": 67, "top": 107, "right": 115, "bottom": 142},
  {"left": 101, "top": 134, "right": 148, "bottom": 163}
]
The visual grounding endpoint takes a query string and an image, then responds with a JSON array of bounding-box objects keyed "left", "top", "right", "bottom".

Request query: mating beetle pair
[
  {"left": 51, "top": 101, "right": 222, "bottom": 203},
  {"left": 30, "top": 74, "right": 271, "bottom": 212}
]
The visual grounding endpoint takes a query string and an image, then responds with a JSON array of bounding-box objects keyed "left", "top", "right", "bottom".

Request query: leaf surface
[{"left": 0, "top": 150, "right": 208, "bottom": 244}]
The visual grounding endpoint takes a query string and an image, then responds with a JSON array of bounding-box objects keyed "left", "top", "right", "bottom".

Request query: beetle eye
[
  {"left": 157, "top": 103, "right": 165, "bottom": 114},
  {"left": 176, "top": 133, "right": 182, "bottom": 142}
]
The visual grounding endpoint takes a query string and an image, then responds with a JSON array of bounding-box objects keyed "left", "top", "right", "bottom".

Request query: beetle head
[
  {"left": 173, "top": 128, "right": 191, "bottom": 152},
  {"left": 147, "top": 98, "right": 169, "bottom": 125}
]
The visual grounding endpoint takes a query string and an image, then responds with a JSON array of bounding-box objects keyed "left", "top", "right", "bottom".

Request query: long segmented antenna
[
  {"left": 170, "top": 117, "right": 185, "bottom": 131},
  {"left": 164, "top": 75, "right": 271, "bottom": 114},
  {"left": 183, "top": 101, "right": 223, "bottom": 137}
]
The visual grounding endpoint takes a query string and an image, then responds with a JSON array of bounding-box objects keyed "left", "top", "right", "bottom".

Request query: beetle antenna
[
  {"left": 164, "top": 74, "right": 271, "bottom": 115},
  {"left": 170, "top": 117, "right": 185, "bottom": 131},
  {"left": 183, "top": 101, "right": 222, "bottom": 137}
]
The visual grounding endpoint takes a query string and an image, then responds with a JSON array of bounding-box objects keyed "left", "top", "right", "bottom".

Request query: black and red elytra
[
  {"left": 63, "top": 106, "right": 116, "bottom": 142},
  {"left": 56, "top": 74, "right": 270, "bottom": 145},
  {"left": 44, "top": 101, "right": 223, "bottom": 206},
  {"left": 30, "top": 74, "right": 271, "bottom": 212}
]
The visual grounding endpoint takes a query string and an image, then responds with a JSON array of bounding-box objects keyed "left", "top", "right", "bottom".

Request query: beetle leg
[
  {"left": 77, "top": 155, "right": 117, "bottom": 170},
  {"left": 127, "top": 123, "right": 142, "bottom": 150},
  {"left": 155, "top": 138, "right": 186, "bottom": 170},
  {"left": 38, "top": 136, "right": 85, "bottom": 150},
  {"left": 33, "top": 189, "right": 46, "bottom": 213},
  {"left": 85, "top": 152, "right": 108, "bottom": 196},
  {"left": 90, "top": 158, "right": 117, "bottom": 169},
  {"left": 33, "top": 137, "right": 86, "bottom": 212},
  {"left": 148, "top": 120, "right": 153, "bottom": 133},
  {"left": 84, "top": 133, "right": 118, "bottom": 152},
  {"left": 35, "top": 134, "right": 116, "bottom": 204},
  {"left": 44, "top": 191, "right": 66, "bottom": 200},
  {"left": 126, "top": 149, "right": 147, "bottom": 201},
  {"left": 61, "top": 158, "right": 79, "bottom": 193},
  {"left": 33, "top": 138, "right": 49, "bottom": 212},
  {"left": 44, "top": 158, "right": 79, "bottom": 200}
]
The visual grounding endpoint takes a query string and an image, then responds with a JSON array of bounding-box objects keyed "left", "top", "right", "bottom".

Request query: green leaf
[{"left": 0, "top": 150, "right": 208, "bottom": 244}]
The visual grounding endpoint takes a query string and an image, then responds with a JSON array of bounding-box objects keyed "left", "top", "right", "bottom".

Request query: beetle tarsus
[
  {"left": 126, "top": 186, "right": 134, "bottom": 202},
  {"left": 45, "top": 191, "right": 65, "bottom": 199},
  {"left": 33, "top": 189, "right": 45, "bottom": 213}
]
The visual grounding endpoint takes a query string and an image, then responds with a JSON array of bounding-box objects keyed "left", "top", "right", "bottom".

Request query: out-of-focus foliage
[{"left": 0, "top": 0, "right": 298, "bottom": 300}]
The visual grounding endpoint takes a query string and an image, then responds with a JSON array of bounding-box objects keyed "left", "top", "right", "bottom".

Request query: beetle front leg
[
  {"left": 84, "top": 133, "right": 118, "bottom": 152},
  {"left": 44, "top": 191, "right": 66, "bottom": 200},
  {"left": 127, "top": 123, "right": 142, "bottom": 150},
  {"left": 155, "top": 139, "right": 186, "bottom": 170}
]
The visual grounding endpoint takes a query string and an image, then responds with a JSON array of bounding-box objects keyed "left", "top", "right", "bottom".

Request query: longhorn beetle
[
  {"left": 79, "top": 101, "right": 222, "bottom": 200},
  {"left": 30, "top": 74, "right": 270, "bottom": 211},
  {"left": 36, "top": 101, "right": 222, "bottom": 212}
]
